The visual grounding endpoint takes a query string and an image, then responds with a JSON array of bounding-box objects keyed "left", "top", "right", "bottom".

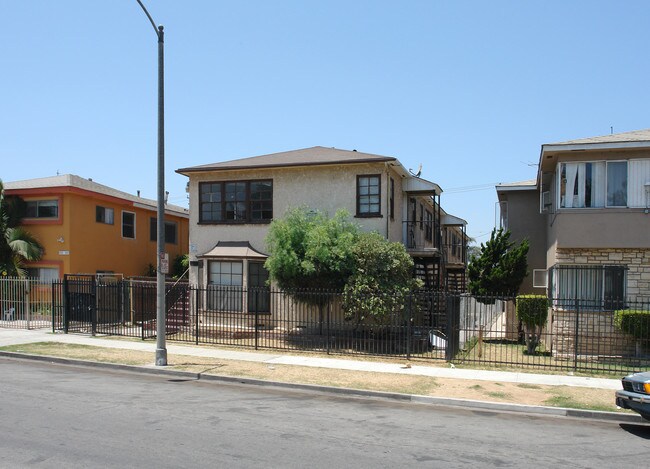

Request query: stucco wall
[
  {"left": 497, "top": 188, "right": 547, "bottom": 294},
  {"left": 187, "top": 163, "right": 407, "bottom": 283}
]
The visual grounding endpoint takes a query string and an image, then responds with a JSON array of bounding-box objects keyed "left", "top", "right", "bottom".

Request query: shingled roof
[
  {"left": 547, "top": 128, "right": 650, "bottom": 146},
  {"left": 176, "top": 146, "right": 396, "bottom": 174}
]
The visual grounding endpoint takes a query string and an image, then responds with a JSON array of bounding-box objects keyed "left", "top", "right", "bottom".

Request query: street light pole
[{"left": 136, "top": 0, "right": 167, "bottom": 366}]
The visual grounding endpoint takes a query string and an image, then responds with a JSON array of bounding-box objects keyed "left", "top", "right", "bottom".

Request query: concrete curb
[{"left": 0, "top": 351, "right": 644, "bottom": 424}]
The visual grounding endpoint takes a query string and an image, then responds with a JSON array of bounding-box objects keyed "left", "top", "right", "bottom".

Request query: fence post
[
  {"left": 326, "top": 296, "right": 331, "bottom": 355},
  {"left": 25, "top": 278, "right": 31, "bottom": 330},
  {"left": 254, "top": 288, "right": 259, "bottom": 351},
  {"left": 141, "top": 284, "right": 145, "bottom": 341},
  {"left": 91, "top": 278, "right": 97, "bottom": 337},
  {"left": 52, "top": 281, "right": 56, "bottom": 333},
  {"left": 574, "top": 299, "right": 580, "bottom": 372},
  {"left": 195, "top": 286, "right": 200, "bottom": 345},
  {"left": 445, "top": 293, "right": 460, "bottom": 362},
  {"left": 406, "top": 292, "right": 412, "bottom": 360},
  {"left": 63, "top": 276, "right": 69, "bottom": 334}
]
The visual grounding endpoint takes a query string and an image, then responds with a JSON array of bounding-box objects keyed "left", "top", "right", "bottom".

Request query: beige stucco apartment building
[{"left": 177, "top": 146, "right": 467, "bottom": 307}]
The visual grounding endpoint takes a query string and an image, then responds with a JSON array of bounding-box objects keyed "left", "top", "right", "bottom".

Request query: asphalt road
[{"left": 1, "top": 357, "right": 648, "bottom": 468}]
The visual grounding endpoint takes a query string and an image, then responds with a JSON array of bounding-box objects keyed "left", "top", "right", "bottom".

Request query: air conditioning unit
[{"left": 533, "top": 269, "right": 548, "bottom": 288}]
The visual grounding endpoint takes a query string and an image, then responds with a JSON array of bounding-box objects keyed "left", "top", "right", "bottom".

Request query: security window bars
[
  {"left": 199, "top": 180, "right": 273, "bottom": 223},
  {"left": 550, "top": 264, "right": 626, "bottom": 310},
  {"left": 26, "top": 200, "right": 58, "bottom": 218},
  {"left": 357, "top": 175, "right": 381, "bottom": 217}
]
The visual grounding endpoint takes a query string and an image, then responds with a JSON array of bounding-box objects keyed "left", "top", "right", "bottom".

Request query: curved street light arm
[{"left": 136, "top": 0, "right": 163, "bottom": 41}]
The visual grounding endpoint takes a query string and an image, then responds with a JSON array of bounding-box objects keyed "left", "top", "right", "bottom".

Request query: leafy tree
[
  {"left": 264, "top": 207, "right": 359, "bottom": 301},
  {"left": 172, "top": 254, "right": 189, "bottom": 279},
  {"left": 0, "top": 180, "right": 44, "bottom": 277},
  {"left": 467, "top": 228, "right": 528, "bottom": 303},
  {"left": 342, "top": 232, "right": 422, "bottom": 328}
]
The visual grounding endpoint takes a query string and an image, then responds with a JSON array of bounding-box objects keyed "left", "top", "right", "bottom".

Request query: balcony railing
[
  {"left": 403, "top": 221, "right": 439, "bottom": 252},
  {"left": 443, "top": 242, "right": 466, "bottom": 265}
]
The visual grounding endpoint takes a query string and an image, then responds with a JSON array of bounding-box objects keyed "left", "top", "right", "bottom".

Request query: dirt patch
[{"left": 0, "top": 342, "right": 623, "bottom": 413}]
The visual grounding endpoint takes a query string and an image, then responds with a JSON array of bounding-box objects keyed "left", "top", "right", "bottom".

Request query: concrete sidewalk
[{"left": 0, "top": 328, "right": 622, "bottom": 390}]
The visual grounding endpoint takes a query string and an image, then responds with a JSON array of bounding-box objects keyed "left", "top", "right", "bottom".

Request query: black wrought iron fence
[{"left": 47, "top": 279, "right": 650, "bottom": 374}]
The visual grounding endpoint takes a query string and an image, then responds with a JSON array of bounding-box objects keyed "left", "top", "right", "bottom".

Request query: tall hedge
[
  {"left": 614, "top": 310, "right": 650, "bottom": 340},
  {"left": 516, "top": 294, "right": 549, "bottom": 354}
]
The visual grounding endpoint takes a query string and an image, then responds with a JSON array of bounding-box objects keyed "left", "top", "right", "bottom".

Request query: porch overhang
[
  {"left": 441, "top": 214, "right": 467, "bottom": 227},
  {"left": 403, "top": 176, "right": 442, "bottom": 195},
  {"left": 198, "top": 241, "right": 268, "bottom": 259},
  {"left": 407, "top": 247, "right": 440, "bottom": 258}
]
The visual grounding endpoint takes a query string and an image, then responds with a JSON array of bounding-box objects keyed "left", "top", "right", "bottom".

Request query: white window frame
[{"left": 532, "top": 269, "right": 547, "bottom": 288}]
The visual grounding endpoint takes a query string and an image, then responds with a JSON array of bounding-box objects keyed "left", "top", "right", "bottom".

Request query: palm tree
[{"left": 0, "top": 180, "right": 44, "bottom": 277}]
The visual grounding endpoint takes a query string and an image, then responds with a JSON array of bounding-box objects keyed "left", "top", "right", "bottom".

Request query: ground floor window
[
  {"left": 205, "top": 259, "right": 270, "bottom": 313},
  {"left": 208, "top": 261, "right": 243, "bottom": 311},
  {"left": 26, "top": 267, "right": 60, "bottom": 283},
  {"left": 550, "top": 264, "right": 626, "bottom": 310}
]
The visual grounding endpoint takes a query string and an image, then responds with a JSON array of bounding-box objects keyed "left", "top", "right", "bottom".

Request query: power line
[{"left": 443, "top": 182, "right": 501, "bottom": 194}]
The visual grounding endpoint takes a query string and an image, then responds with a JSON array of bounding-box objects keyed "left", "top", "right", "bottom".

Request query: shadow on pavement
[{"left": 619, "top": 423, "right": 650, "bottom": 439}]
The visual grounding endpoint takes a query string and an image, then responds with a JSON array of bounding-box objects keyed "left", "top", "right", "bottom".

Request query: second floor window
[
  {"left": 200, "top": 180, "right": 273, "bottom": 223},
  {"left": 96, "top": 206, "right": 114, "bottom": 225},
  {"left": 357, "top": 175, "right": 381, "bottom": 217},
  {"left": 150, "top": 218, "right": 178, "bottom": 244},
  {"left": 559, "top": 161, "right": 628, "bottom": 208},
  {"left": 122, "top": 211, "right": 135, "bottom": 239},
  {"left": 26, "top": 200, "right": 58, "bottom": 218}
]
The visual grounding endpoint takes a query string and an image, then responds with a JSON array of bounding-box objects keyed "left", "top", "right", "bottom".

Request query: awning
[
  {"left": 198, "top": 241, "right": 268, "bottom": 259},
  {"left": 441, "top": 214, "right": 467, "bottom": 226}
]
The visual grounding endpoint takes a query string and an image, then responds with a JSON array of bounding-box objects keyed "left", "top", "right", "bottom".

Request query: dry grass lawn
[{"left": 0, "top": 341, "right": 624, "bottom": 414}]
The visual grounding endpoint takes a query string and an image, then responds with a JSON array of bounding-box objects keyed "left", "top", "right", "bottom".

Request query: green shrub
[
  {"left": 516, "top": 294, "right": 549, "bottom": 355},
  {"left": 614, "top": 309, "right": 650, "bottom": 340},
  {"left": 516, "top": 295, "right": 549, "bottom": 327}
]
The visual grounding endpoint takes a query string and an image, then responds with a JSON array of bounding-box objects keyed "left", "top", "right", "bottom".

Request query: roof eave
[{"left": 176, "top": 157, "right": 397, "bottom": 176}]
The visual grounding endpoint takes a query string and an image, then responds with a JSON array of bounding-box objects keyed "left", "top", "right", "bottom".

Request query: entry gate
[{"left": 63, "top": 274, "right": 96, "bottom": 334}]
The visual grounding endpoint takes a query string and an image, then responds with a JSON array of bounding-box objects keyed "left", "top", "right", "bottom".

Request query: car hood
[{"left": 625, "top": 371, "right": 650, "bottom": 382}]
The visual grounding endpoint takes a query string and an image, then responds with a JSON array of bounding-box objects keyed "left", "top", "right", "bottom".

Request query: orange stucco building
[{"left": 4, "top": 174, "right": 189, "bottom": 279}]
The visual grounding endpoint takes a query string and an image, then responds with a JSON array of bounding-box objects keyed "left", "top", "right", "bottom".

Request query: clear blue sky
[{"left": 2, "top": 1, "right": 649, "bottom": 244}]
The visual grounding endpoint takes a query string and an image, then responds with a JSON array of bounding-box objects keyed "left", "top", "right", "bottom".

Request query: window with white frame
[
  {"left": 559, "top": 161, "right": 628, "bottom": 208},
  {"left": 207, "top": 261, "right": 243, "bottom": 311}
]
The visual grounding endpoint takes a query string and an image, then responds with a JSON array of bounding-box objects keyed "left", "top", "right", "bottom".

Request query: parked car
[{"left": 616, "top": 371, "right": 650, "bottom": 420}]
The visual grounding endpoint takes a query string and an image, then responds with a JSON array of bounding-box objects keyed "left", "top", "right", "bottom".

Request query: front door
[{"left": 247, "top": 262, "right": 270, "bottom": 313}]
